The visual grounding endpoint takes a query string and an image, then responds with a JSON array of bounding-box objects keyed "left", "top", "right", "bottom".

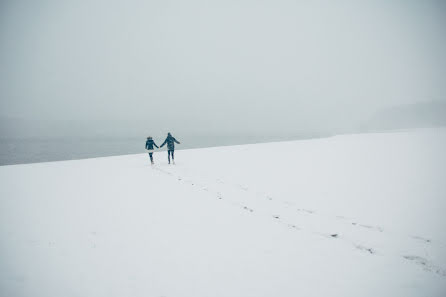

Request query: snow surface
[{"left": 1, "top": 128, "right": 446, "bottom": 297}]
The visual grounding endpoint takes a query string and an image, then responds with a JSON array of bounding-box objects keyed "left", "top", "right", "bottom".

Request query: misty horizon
[{"left": 1, "top": 0, "right": 445, "bottom": 165}]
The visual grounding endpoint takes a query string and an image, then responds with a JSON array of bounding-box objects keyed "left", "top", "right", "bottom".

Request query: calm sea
[
  {"left": 1, "top": 133, "right": 324, "bottom": 166},
  {"left": 0, "top": 137, "right": 148, "bottom": 166}
]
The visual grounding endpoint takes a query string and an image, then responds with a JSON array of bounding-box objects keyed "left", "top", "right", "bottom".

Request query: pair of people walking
[{"left": 145, "top": 132, "right": 181, "bottom": 165}]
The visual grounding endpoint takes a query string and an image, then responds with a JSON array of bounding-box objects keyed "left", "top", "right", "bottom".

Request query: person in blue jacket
[
  {"left": 145, "top": 136, "right": 159, "bottom": 164},
  {"left": 160, "top": 132, "right": 181, "bottom": 164}
]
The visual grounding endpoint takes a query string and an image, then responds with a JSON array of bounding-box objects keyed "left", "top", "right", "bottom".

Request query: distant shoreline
[
  {"left": 1, "top": 133, "right": 333, "bottom": 166},
  {"left": 5, "top": 127, "right": 445, "bottom": 166}
]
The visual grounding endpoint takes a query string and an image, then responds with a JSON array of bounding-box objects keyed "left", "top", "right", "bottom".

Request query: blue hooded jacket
[
  {"left": 145, "top": 138, "right": 159, "bottom": 150},
  {"left": 160, "top": 133, "right": 180, "bottom": 150}
]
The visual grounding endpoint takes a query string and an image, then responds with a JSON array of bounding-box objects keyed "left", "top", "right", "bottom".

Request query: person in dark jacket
[
  {"left": 145, "top": 136, "right": 159, "bottom": 164},
  {"left": 160, "top": 132, "right": 180, "bottom": 164}
]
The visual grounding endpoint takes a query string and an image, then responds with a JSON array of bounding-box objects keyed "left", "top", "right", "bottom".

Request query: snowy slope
[{"left": 1, "top": 128, "right": 445, "bottom": 297}]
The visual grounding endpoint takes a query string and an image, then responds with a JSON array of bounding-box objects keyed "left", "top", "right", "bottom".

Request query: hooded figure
[
  {"left": 145, "top": 136, "right": 159, "bottom": 164},
  {"left": 160, "top": 132, "right": 180, "bottom": 164}
]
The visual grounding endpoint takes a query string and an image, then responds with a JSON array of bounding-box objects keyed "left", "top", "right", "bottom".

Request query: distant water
[
  {"left": 0, "top": 137, "right": 148, "bottom": 166},
  {"left": 0, "top": 133, "right": 332, "bottom": 166}
]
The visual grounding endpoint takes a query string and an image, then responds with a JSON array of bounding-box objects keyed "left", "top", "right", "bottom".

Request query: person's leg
[
  {"left": 167, "top": 150, "right": 171, "bottom": 164},
  {"left": 169, "top": 150, "right": 174, "bottom": 164},
  {"left": 149, "top": 153, "right": 153, "bottom": 163}
]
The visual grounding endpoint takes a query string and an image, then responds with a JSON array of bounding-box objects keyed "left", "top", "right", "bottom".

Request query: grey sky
[{"left": 1, "top": 0, "right": 445, "bottom": 137}]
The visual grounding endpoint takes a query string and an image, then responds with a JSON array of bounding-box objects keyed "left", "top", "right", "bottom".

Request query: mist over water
[{"left": 0, "top": 131, "right": 333, "bottom": 165}]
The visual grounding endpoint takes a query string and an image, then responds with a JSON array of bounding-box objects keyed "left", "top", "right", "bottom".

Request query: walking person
[
  {"left": 145, "top": 136, "right": 159, "bottom": 164},
  {"left": 160, "top": 132, "right": 181, "bottom": 164}
]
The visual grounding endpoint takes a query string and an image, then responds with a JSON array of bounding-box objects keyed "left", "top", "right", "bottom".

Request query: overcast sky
[{"left": 1, "top": 0, "right": 445, "bottom": 137}]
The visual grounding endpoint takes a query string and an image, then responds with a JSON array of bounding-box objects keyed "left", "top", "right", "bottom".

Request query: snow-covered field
[{"left": 1, "top": 128, "right": 445, "bottom": 297}]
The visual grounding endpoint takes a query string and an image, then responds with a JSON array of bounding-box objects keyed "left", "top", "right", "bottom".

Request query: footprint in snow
[
  {"left": 354, "top": 244, "right": 375, "bottom": 254},
  {"left": 243, "top": 206, "right": 254, "bottom": 212},
  {"left": 316, "top": 232, "right": 341, "bottom": 239},
  {"left": 403, "top": 255, "right": 446, "bottom": 276},
  {"left": 288, "top": 224, "right": 300, "bottom": 230},
  {"left": 352, "top": 222, "right": 383, "bottom": 232},
  {"left": 336, "top": 215, "right": 349, "bottom": 220},
  {"left": 411, "top": 235, "right": 431, "bottom": 243},
  {"left": 237, "top": 184, "right": 249, "bottom": 191},
  {"left": 297, "top": 208, "right": 315, "bottom": 214}
]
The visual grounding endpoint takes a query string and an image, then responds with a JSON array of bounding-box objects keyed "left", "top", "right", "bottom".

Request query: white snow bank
[{"left": 1, "top": 128, "right": 445, "bottom": 297}]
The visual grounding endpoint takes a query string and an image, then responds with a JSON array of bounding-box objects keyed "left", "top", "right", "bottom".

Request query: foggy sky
[{"left": 1, "top": 0, "right": 445, "bottom": 138}]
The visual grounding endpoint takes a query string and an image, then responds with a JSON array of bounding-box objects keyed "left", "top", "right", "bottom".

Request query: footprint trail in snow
[{"left": 153, "top": 165, "right": 445, "bottom": 277}]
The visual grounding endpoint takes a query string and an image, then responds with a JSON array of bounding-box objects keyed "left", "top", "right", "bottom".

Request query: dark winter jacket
[
  {"left": 160, "top": 135, "right": 180, "bottom": 150},
  {"left": 145, "top": 139, "right": 159, "bottom": 150}
]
